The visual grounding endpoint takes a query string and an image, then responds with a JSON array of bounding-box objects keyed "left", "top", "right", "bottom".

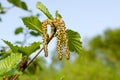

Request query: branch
[
  {"left": 27, "top": 26, "right": 56, "bottom": 66},
  {"left": 10, "top": 25, "right": 57, "bottom": 80}
]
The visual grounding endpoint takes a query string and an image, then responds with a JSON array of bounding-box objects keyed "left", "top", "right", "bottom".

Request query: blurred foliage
[
  {"left": 8, "top": 0, "right": 28, "bottom": 10},
  {"left": 14, "top": 27, "right": 23, "bottom": 35},
  {"left": 89, "top": 28, "right": 120, "bottom": 62},
  {"left": 16, "top": 51, "right": 120, "bottom": 80},
  {"left": 0, "top": 3, "right": 5, "bottom": 14},
  {"left": 0, "top": 2, "right": 5, "bottom": 22},
  {"left": 29, "top": 31, "right": 41, "bottom": 37}
]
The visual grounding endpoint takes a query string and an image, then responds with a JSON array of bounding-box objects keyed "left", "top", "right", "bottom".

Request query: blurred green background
[{"left": 18, "top": 28, "right": 120, "bottom": 80}]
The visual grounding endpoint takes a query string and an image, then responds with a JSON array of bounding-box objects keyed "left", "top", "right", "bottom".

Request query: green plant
[{"left": 0, "top": 1, "right": 82, "bottom": 80}]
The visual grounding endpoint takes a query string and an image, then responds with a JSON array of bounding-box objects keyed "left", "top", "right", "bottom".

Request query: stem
[
  {"left": 27, "top": 26, "right": 56, "bottom": 66},
  {"left": 27, "top": 47, "right": 43, "bottom": 66},
  {"left": 10, "top": 75, "right": 18, "bottom": 80}
]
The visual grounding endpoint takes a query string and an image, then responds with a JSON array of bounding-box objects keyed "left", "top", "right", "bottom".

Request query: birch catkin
[
  {"left": 42, "top": 17, "right": 70, "bottom": 60},
  {"left": 42, "top": 19, "right": 52, "bottom": 57}
]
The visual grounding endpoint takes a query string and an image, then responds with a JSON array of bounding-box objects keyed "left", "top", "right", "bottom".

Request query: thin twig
[
  {"left": 27, "top": 27, "right": 56, "bottom": 66},
  {"left": 10, "top": 75, "right": 19, "bottom": 80},
  {"left": 27, "top": 47, "right": 43, "bottom": 66}
]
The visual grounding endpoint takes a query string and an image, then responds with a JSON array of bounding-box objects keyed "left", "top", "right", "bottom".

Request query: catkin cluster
[{"left": 42, "top": 17, "right": 70, "bottom": 60}]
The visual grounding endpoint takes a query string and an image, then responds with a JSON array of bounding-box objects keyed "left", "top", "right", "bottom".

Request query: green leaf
[
  {"left": 30, "top": 31, "right": 41, "bottom": 37},
  {"left": 3, "top": 40, "right": 41, "bottom": 56},
  {"left": 0, "top": 3, "right": 4, "bottom": 10},
  {"left": 0, "top": 10, "right": 6, "bottom": 14},
  {"left": 0, "top": 53, "right": 22, "bottom": 76},
  {"left": 14, "top": 27, "right": 23, "bottom": 35},
  {"left": 18, "top": 42, "right": 41, "bottom": 56},
  {"left": 36, "top": 2, "right": 53, "bottom": 19},
  {"left": 55, "top": 10, "right": 62, "bottom": 18},
  {"left": 8, "top": 0, "right": 28, "bottom": 10},
  {"left": 67, "top": 29, "right": 82, "bottom": 54},
  {"left": 0, "top": 50, "right": 12, "bottom": 60},
  {"left": 22, "top": 16, "right": 42, "bottom": 33}
]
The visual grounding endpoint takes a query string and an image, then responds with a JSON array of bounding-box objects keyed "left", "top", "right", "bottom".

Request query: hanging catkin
[
  {"left": 42, "top": 19, "right": 52, "bottom": 57},
  {"left": 53, "top": 17, "right": 70, "bottom": 60},
  {"left": 42, "top": 17, "right": 70, "bottom": 60}
]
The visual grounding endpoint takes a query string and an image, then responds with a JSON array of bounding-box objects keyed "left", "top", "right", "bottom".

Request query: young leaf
[
  {"left": 67, "top": 29, "right": 82, "bottom": 54},
  {"left": 0, "top": 53, "right": 22, "bottom": 76},
  {"left": 36, "top": 2, "right": 53, "bottom": 19},
  {"left": 22, "top": 16, "right": 42, "bottom": 33},
  {"left": 3, "top": 40, "right": 41, "bottom": 56},
  {"left": 8, "top": 0, "right": 28, "bottom": 10},
  {"left": 55, "top": 10, "right": 62, "bottom": 18},
  {"left": 14, "top": 27, "right": 23, "bottom": 35}
]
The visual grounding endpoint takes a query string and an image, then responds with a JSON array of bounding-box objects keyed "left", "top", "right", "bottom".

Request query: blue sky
[{"left": 0, "top": 0, "right": 120, "bottom": 46}]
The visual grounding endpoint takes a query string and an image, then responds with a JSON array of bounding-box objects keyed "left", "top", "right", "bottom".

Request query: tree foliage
[{"left": 89, "top": 28, "right": 120, "bottom": 62}]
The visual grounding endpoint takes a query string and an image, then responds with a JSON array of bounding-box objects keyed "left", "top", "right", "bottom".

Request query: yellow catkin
[
  {"left": 54, "top": 17, "right": 70, "bottom": 60},
  {"left": 57, "top": 39, "right": 62, "bottom": 60},
  {"left": 42, "top": 19, "right": 52, "bottom": 57},
  {"left": 64, "top": 33, "right": 70, "bottom": 60},
  {"left": 42, "top": 17, "right": 70, "bottom": 60}
]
